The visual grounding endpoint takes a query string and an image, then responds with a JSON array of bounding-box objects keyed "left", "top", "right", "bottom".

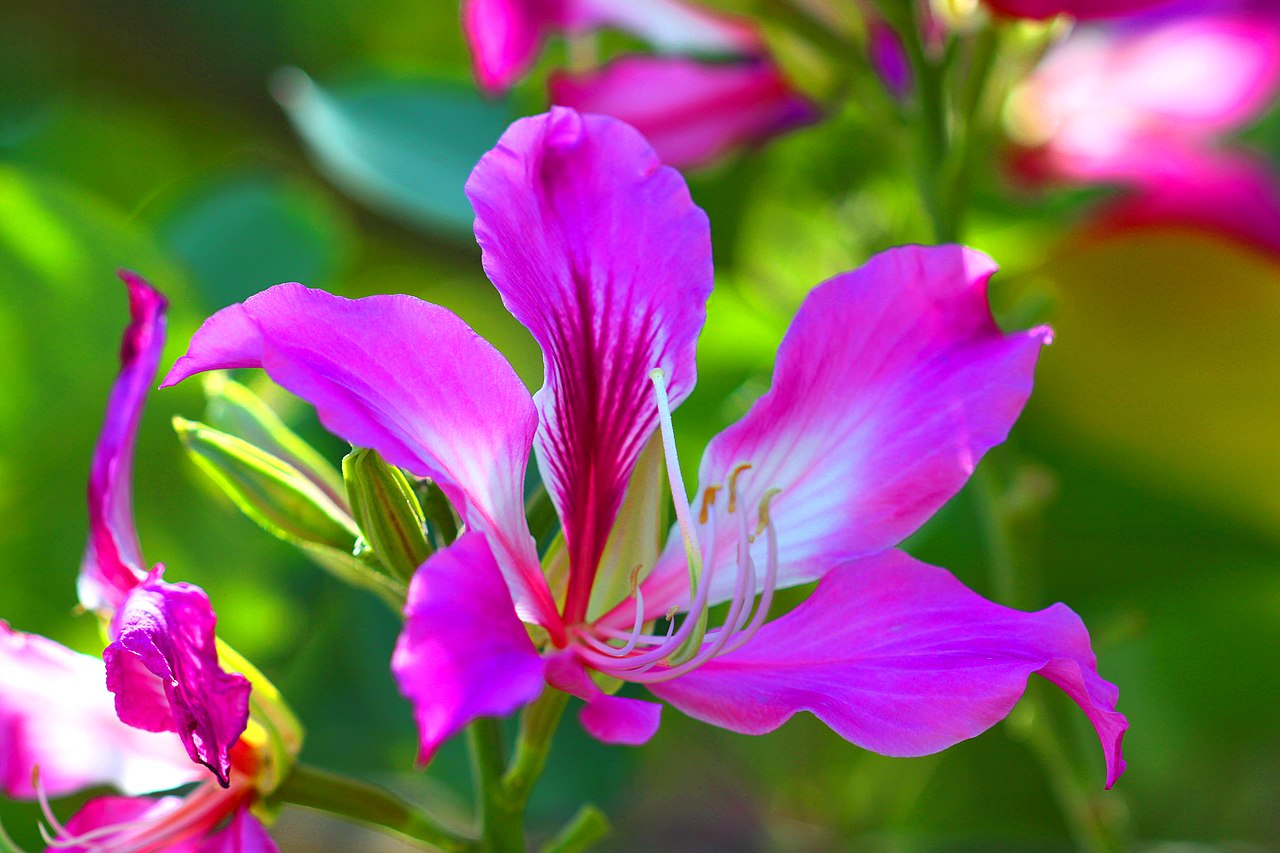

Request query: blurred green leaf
[
  {"left": 159, "top": 172, "right": 351, "bottom": 305},
  {"left": 274, "top": 69, "right": 514, "bottom": 238}
]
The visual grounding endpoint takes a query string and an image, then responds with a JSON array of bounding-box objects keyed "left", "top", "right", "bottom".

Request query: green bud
[
  {"left": 343, "top": 448, "right": 432, "bottom": 583},
  {"left": 202, "top": 372, "right": 347, "bottom": 511},
  {"left": 174, "top": 416, "right": 358, "bottom": 552}
]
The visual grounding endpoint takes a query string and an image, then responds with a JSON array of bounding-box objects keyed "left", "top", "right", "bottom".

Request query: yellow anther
[
  {"left": 754, "top": 488, "right": 782, "bottom": 537},
  {"left": 665, "top": 606, "right": 679, "bottom": 621},
  {"left": 698, "top": 485, "right": 722, "bottom": 524},
  {"left": 628, "top": 564, "right": 644, "bottom": 597},
  {"left": 727, "top": 462, "right": 753, "bottom": 513}
]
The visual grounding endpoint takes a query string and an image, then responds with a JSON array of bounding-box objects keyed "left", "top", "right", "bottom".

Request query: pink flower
[
  {"left": 462, "top": 0, "right": 815, "bottom": 167},
  {"left": 1008, "top": 5, "right": 1280, "bottom": 253},
  {"left": 166, "top": 108, "right": 1127, "bottom": 787}
]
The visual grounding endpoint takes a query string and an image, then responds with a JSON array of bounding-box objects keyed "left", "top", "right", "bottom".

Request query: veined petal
[
  {"left": 0, "top": 623, "right": 199, "bottom": 799},
  {"left": 545, "top": 654, "right": 662, "bottom": 745},
  {"left": 105, "top": 573, "right": 251, "bottom": 787},
  {"left": 79, "top": 271, "right": 166, "bottom": 613},
  {"left": 640, "top": 245, "right": 1049, "bottom": 611},
  {"left": 51, "top": 787, "right": 255, "bottom": 853},
  {"left": 549, "top": 57, "right": 819, "bottom": 169},
  {"left": 392, "top": 533, "right": 548, "bottom": 764},
  {"left": 161, "top": 285, "right": 557, "bottom": 626},
  {"left": 467, "top": 108, "right": 713, "bottom": 624},
  {"left": 650, "top": 551, "right": 1128, "bottom": 788}
]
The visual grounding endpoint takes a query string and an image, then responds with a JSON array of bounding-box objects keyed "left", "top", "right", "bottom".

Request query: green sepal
[
  {"left": 540, "top": 804, "right": 611, "bottom": 853},
  {"left": 202, "top": 372, "right": 347, "bottom": 509},
  {"left": 216, "top": 639, "right": 305, "bottom": 798},
  {"left": 174, "top": 416, "right": 358, "bottom": 552},
  {"left": 343, "top": 448, "right": 432, "bottom": 583}
]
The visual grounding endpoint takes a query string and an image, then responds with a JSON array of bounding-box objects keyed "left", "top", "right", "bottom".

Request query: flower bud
[{"left": 342, "top": 448, "right": 432, "bottom": 583}]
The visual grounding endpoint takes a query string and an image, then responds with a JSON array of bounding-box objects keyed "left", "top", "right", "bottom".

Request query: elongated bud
[
  {"left": 203, "top": 372, "right": 348, "bottom": 510},
  {"left": 174, "top": 416, "right": 359, "bottom": 552},
  {"left": 343, "top": 448, "right": 432, "bottom": 583}
]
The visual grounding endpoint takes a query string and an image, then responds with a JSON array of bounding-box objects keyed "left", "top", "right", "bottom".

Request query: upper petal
[
  {"left": 161, "top": 284, "right": 556, "bottom": 625},
  {"left": 0, "top": 623, "right": 199, "bottom": 799},
  {"left": 467, "top": 108, "right": 713, "bottom": 623},
  {"left": 105, "top": 573, "right": 251, "bottom": 787},
  {"left": 638, "top": 245, "right": 1049, "bottom": 611},
  {"left": 392, "top": 533, "right": 548, "bottom": 764},
  {"left": 649, "top": 550, "right": 1127, "bottom": 788},
  {"left": 549, "top": 57, "right": 819, "bottom": 169},
  {"left": 79, "top": 271, "right": 166, "bottom": 612}
]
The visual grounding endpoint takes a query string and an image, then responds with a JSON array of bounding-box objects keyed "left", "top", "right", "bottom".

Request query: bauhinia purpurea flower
[
  {"left": 0, "top": 274, "right": 298, "bottom": 852},
  {"left": 164, "top": 107, "right": 1127, "bottom": 786}
]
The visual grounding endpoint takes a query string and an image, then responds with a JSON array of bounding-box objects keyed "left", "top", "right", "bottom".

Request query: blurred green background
[{"left": 1, "top": 1, "right": 1278, "bottom": 850}]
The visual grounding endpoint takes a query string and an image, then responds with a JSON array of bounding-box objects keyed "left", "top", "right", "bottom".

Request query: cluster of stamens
[{"left": 572, "top": 369, "right": 780, "bottom": 683}]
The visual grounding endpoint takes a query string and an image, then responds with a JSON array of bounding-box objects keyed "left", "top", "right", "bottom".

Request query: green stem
[
  {"left": 503, "top": 688, "right": 570, "bottom": 799},
  {"left": 468, "top": 719, "right": 525, "bottom": 853},
  {"left": 270, "top": 763, "right": 472, "bottom": 852}
]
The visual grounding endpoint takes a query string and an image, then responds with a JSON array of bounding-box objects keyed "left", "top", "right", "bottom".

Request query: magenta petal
[
  {"left": 79, "top": 271, "right": 166, "bottom": 613},
  {"left": 392, "top": 533, "right": 548, "bottom": 764},
  {"left": 644, "top": 245, "right": 1049, "bottom": 609},
  {"left": 549, "top": 57, "right": 819, "bottom": 169},
  {"left": 105, "top": 573, "right": 251, "bottom": 787},
  {"left": 650, "top": 550, "right": 1127, "bottom": 788},
  {"left": 577, "top": 0, "right": 762, "bottom": 56},
  {"left": 985, "top": 0, "right": 1173, "bottom": 20},
  {"left": 0, "top": 623, "right": 199, "bottom": 799},
  {"left": 545, "top": 654, "right": 662, "bottom": 746},
  {"left": 162, "top": 284, "right": 556, "bottom": 625},
  {"left": 463, "top": 0, "right": 569, "bottom": 95},
  {"left": 467, "top": 107, "right": 713, "bottom": 623},
  {"left": 197, "top": 807, "right": 278, "bottom": 853}
]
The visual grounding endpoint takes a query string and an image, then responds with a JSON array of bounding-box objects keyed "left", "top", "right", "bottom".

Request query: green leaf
[
  {"left": 159, "top": 172, "right": 351, "bottom": 305},
  {"left": 273, "top": 69, "right": 514, "bottom": 237}
]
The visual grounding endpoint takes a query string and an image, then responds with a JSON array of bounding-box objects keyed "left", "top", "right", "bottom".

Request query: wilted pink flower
[
  {"left": 1008, "top": 5, "right": 1280, "bottom": 252},
  {"left": 0, "top": 277, "right": 278, "bottom": 851},
  {"left": 79, "top": 272, "right": 251, "bottom": 788},
  {"left": 166, "top": 108, "right": 1127, "bottom": 786}
]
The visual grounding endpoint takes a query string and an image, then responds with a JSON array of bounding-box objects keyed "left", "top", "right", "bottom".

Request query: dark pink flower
[
  {"left": 79, "top": 272, "right": 251, "bottom": 788},
  {"left": 549, "top": 56, "right": 818, "bottom": 168},
  {"left": 462, "top": 0, "right": 759, "bottom": 95},
  {"left": 166, "top": 108, "right": 1126, "bottom": 785},
  {"left": 1009, "top": 6, "right": 1280, "bottom": 253},
  {"left": 985, "top": 0, "right": 1174, "bottom": 20}
]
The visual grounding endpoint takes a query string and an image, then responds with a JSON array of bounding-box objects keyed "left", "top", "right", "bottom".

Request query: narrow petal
[
  {"left": 161, "top": 285, "right": 557, "bottom": 626},
  {"left": 0, "top": 623, "right": 199, "bottom": 799},
  {"left": 650, "top": 551, "right": 1128, "bottom": 788},
  {"left": 105, "top": 573, "right": 251, "bottom": 787},
  {"left": 392, "top": 533, "right": 548, "bottom": 764},
  {"left": 549, "top": 57, "right": 818, "bottom": 169},
  {"left": 462, "top": 0, "right": 569, "bottom": 95},
  {"left": 545, "top": 654, "right": 662, "bottom": 746},
  {"left": 467, "top": 108, "right": 713, "bottom": 623},
  {"left": 639, "top": 245, "right": 1049, "bottom": 611},
  {"left": 984, "top": 0, "right": 1173, "bottom": 20},
  {"left": 79, "top": 271, "right": 166, "bottom": 612}
]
